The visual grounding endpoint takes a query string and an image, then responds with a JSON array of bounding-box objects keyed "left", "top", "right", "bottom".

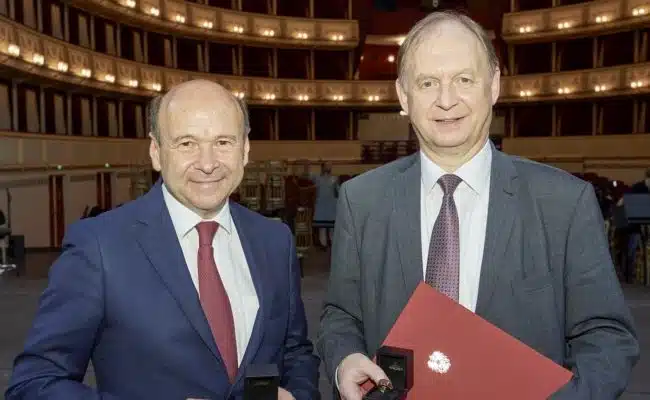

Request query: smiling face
[
  {"left": 149, "top": 82, "right": 249, "bottom": 219},
  {"left": 396, "top": 20, "right": 500, "bottom": 165}
]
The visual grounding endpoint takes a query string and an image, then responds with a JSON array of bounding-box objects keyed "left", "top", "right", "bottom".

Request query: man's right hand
[{"left": 336, "top": 353, "right": 390, "bottom": 400}]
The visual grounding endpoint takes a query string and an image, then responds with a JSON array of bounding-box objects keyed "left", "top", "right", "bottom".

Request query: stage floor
[{"left": 1, "top": 250, "right": 649, "bottom": 399}]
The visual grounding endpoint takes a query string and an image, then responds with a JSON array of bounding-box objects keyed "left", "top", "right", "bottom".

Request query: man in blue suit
[{"left": 6, "top": 79, "right": 320, "bottom": 400}]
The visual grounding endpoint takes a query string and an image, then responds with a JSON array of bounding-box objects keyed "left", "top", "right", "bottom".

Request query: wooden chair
[
  {"left": 265, "top": 161, "right": 286, "bottom": 213},
  {"left": 294, "top": 206, "right": 313, "bottom": 277}
]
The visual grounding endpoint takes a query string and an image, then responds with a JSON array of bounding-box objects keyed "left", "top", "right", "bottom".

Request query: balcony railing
[
  {"left": 0, "top": 131, "right": 368, "bottom": 171},
  {"left": 502, "top": 0, "right": 650, "bottom": 43},
  {"left": 502, "top": 134, "right": 650, "bottom": 161},
  {"left": 64, "top": 0, "right": 359, "bottom": 48},
  {"left": 0, "top": 131, "right": 648, "bottom": 190},
  {"left": 3, "top": 16, "right": 650, "bottom": 105},
  {"left": 361, "top": 140, "right": 418, "bottom": 164}
]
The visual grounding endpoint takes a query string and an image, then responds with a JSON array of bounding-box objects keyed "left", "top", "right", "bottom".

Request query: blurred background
[{"left": 0, "top": 0, "right": 649, "bottom": 398}]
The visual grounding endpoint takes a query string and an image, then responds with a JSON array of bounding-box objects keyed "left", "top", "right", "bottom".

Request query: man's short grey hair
[
  {"left": 147, "top": 91, "right": 251, "bottom": 143},
  {"left": 147, "top": 95, "right": 163, "bottom": 142},
  {"left": 397, "top": 10, "right": 499, "bottom": 84}
]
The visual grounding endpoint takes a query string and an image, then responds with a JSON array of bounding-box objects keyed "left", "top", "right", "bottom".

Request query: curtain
[
  {"left": 23, "top": 0, "right": 37, "bottom": 28},
  {"left": 231, "top": 47, "right": 239, "bottom": 74},
  {"left": 107, "top": 101, "right": 118, "bottom": 137},
  {"left": 0, "top": 84, "right": 10, "bottom": 130},
  {"left": 54, "top": 94, "right": 66, "bottom": 134},
  {"left": 133, "top": 31, "right": 143, "bottom": 62},
  {"left": 164, "top": 38, "right": 173, "bottom": 67},
  {"left": 106, "top": 24, "right": 116, "bottom": 55},
  {"left": 80, "top": 97, "right": 92, "bottom": 136},
  {"left": 79, "top": 15, "right": 90, "bottom": 47},
  {"left": 197, "top": 43, "right": 204, "bottom": 72},
  {"left": 25, "top": 89, "right": 40, "bottom": 133},
  {"left": 135, "top": 104, "right": 144, "bottom": 138},
  {"left": 51, "top": 4, "right": 63, "bottom": 39}
]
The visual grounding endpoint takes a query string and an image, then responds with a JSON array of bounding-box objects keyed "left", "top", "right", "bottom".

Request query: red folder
[{"left": 365, "top": 282, "right": 572, "bottom": 399}]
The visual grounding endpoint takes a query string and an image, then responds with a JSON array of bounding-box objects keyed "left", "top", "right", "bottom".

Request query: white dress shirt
[
  {"left": 162, "top": 184, "right": 259, "bottom": 365},
  {"left": 420, "top": 140, "right": 492, "bottom": 312}
]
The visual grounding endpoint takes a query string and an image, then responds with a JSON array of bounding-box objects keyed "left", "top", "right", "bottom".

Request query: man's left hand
[{"left": 278, "top": 387, "right": 296, "bottom": 400}]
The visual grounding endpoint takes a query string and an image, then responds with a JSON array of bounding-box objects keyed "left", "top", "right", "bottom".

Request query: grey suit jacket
[{"left": 317, "top": 144, "right": 639, "bottom": 399}]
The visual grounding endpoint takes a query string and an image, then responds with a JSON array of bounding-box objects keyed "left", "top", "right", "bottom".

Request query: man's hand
[
  {"left": 278, "top": 387, "right": 296, "bottom": 400},
  {"left": 188, "top": 388, "right": 295, "bottom": 400},
  {"left": 337, "top": 353, "right": 390, "bottom": 400}
]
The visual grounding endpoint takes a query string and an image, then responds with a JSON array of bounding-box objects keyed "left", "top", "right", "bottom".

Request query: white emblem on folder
[{"left": 427, "top": 351, "right": 451, "bottom": 374}]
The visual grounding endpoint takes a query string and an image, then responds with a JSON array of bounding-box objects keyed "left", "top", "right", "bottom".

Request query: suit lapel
[
  {"left": 475, "top": 148, "right": 519, "bottom": 316},
  {"left": 392, "top": 155, "right": 424, "bottom": 298},
  {"left": 133, "top": 183, "right": 226, "bottom": 371},
  {"left": 229, "top": 203, "right": 267, "bottom": 386}
]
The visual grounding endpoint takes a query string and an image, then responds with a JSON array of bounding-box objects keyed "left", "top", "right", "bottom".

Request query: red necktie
[{"left": 196, "top": 221, "right": 238, "bottom": 382}]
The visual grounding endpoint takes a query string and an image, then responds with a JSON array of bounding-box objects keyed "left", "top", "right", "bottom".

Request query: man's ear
[
  {"left": 149, "top": 133, "right": 162, "bottom": 172},
  {"left": 490, "top": 67, "right": 501, "bottom": 105},
  {"left": 243, "top": 136, "right": 250, "bottom": 167},
  {"left": 395, "top": 79, "right": 409, "bottom": 115}
]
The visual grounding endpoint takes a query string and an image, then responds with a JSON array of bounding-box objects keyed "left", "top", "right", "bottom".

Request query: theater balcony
[
  {"left": 0, "top": 0, "right": 648, "bottom": 250},
  {"left": 502, "top": 0, "right": 650, "bottom": 43},
  {"left": 26, "top": 0, "right": 359, "bottom": 48}
]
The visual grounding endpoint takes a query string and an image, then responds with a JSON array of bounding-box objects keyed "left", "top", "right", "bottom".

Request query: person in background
[
  {"left": 630, "top": 168, "right": 650, "bottom": 194},
  {"left": 623, "top": 167, "right": 650, "bottom": 281},
  {"left": 310, "top": 161, "right": 339, "bottom": 250},
  {"left": 81, "top": 205, "right": 104, "bottom": 218},
  {"left": 594, "top": 183, "right": 614, "bottom": 220},
  {"left": 285, "top": 161, "right": 315, "bottom": 233},
  {"left": 6, "top": 79, "right": 319, "bottom": 400},
  {"left": 317, "top": 10, "right": 638, "bottom": 400}
]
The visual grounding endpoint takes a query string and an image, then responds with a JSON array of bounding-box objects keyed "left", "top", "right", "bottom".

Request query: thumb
[{"left": 361, "top": 357, "right": 391, "bottom": 386}]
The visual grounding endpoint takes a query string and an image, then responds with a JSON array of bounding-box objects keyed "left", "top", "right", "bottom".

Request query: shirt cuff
[{"left": 334, "top": 365, "right": 340, "bottom": 391}]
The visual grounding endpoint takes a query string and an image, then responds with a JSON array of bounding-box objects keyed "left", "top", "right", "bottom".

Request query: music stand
[{"left": 614, "top": 194, "right": 650, "bottom": 285}]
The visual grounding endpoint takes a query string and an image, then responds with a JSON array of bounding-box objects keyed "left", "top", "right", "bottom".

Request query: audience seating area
[
  {"left": 219, "top": 157, "right": 648, "bottom": 284},
  {"left": 573, "top": 172, "right": 649, "bottom": 285},
  {"left": 231, "top": 161, "right": 355, "bottom": 264}
]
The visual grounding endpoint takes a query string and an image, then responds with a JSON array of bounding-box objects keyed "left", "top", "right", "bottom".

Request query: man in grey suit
[{"left": 317, "top": 10, "right": 639, "bottom": 400}]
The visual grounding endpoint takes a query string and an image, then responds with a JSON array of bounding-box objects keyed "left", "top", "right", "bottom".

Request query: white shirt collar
[
  {"left": 420, "top": 139, "right": 492, "bottom": 196},
  {"left": 162, "top": 183, "right": 233, "bottom": 239}
]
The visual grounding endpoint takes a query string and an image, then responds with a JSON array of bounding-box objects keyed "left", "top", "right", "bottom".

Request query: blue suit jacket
[{"left": 6, "top": 182, "right": 320, "bottom": 400}]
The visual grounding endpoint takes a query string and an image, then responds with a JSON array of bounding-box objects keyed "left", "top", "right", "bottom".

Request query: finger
[{"left": 338, "top": 380, "right": 364, "bottom": 400}]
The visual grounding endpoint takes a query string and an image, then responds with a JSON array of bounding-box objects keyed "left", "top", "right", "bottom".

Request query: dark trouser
[
  {"left": 626, "top": 233, "right": 641, "bottom": 282},
  {"left": 313, "top": 220, "right": 334, "bottom": 248}
]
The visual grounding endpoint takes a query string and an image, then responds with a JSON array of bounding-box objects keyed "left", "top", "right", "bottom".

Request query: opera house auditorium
[{"left": 0, "top": 0, "right": 649, "bottom": 398}]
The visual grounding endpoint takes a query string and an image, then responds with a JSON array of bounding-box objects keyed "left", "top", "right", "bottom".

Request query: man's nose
[
  {"left": 195, "top": 146, "right": 219, "bottom": 173},
  {"left": 437, "top": 84, "right": 458, "bottom": 110}
]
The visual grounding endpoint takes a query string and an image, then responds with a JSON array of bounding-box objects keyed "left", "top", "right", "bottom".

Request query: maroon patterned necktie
[
  {"left": 425, "top": 174, "right": 463, "bottom": 301},
  {"left": 196, "top": 221, "right": 238, "bottom": 382}
]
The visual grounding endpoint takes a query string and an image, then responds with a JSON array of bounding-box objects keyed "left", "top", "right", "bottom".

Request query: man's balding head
[{"left": 148, "top": 79, "right": 250, "bottom": 144}]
